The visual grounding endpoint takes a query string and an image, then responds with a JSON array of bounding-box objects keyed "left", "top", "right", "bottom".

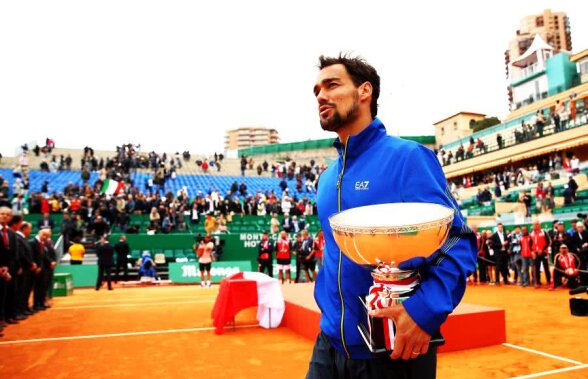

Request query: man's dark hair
[
  {"left": 8, "top": 215, "right": 23, "bottom": 227},
  {"left": 318, "top": 53, "right": 380, "bottom": 118}
]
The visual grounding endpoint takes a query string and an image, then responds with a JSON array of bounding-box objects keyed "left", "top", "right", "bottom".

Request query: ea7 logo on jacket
[{"left": 355, "top": 181, "right": 370, "bottom": 191}]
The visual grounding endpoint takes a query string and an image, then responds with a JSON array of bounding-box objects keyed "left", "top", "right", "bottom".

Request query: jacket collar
[{"left": 333, "top": 118, "right": 387, "bottom": 159}]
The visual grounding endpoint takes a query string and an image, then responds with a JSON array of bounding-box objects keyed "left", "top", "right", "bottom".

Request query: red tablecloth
[{"left": 211, "top": 275, "right": 258, "bottom": 334}]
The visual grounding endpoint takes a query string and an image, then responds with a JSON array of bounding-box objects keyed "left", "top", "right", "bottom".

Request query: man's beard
[{"left": 320, "top": 96, "right": 360, "bottom": 132}]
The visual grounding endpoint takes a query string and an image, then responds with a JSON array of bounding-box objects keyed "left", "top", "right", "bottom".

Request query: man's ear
[{"left": 358, "top": 82, "right": 373, "bottom": 101}]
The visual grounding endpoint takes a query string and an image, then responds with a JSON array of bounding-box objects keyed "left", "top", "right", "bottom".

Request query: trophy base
[{"left": 358, "top": 295, "right": 445, "bottom": 356}]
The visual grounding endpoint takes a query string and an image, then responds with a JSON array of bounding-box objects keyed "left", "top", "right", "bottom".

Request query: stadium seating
[{"left": 0, "top": 168, "right": 317, "bottom": 201}]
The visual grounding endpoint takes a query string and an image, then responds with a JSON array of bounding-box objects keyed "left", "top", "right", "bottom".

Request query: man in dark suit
[
  {"left": 6, "top": 215, "right": 26, "bottom": 323},
  {"left": 30, "top": 229, "right": 55, "bottom": 311},
  {"left": 16, "top": 222, "right": 36, "bottom": 316},
  {"left": 37, "top": 212, "right": 54, "bottom": 230},
  {"left": 281, "top": 213, "right": 293, "bottom": 233},
  {"left": 0, "top": 207, "right": 19, "bottom": 333},
  {"left": 292, "top": 215, "right": 305, "bottom": 234},
  {"left": 114, "top": 235, "right": 130, "bottom": 282},
  {"left": 96, "top": 236, "right": 114, "bottom": 290},
  {"left": 491, "top": 223, "right": 511, "bottom": 285},
  {"left": 571, "top": 221, "right": 588, "bottom": 285}
]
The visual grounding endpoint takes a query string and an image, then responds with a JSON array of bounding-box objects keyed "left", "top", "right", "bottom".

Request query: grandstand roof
[
  {"left": 512, "top": 34, "right": 554, "bottom": 68},
  {"left": 433, "top": 112, "right": 486, "bottom": 126}
]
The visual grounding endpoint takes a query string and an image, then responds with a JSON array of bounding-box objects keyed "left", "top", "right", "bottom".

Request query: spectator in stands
[
  {"left": 270, "top": 214, "right": 280, "bottom": 235},
  {"left": 89, "top": 215, "right": 109, "bottom": 238},
  {"left": 149, "top": 207, "right": 160, "bottom": 225},
  {"left": 68, "top": 236, "right": 85, "bottom": 265},
  {"left": 37, "top": 213, "right": 54, "bottom": 230},
  {"left": 570, "top": 155, "right": 580, "bottom": 175},
  {"left": 282, "top": 213, "right": 293, "bottom": 233},
  {"left": 530, "top": 222, "right": 552, "bottom": 288},
  {"left": 114, "top": 235, "right": 130, "bottom": 282},
  {"left": 519, "top": 190, "right": 532, "bottom": 217},
  {"left": 535, "top": 182, "right": 547, "bottom": 213},
  {"left": 11, "top": 194, "right": 25, "bottom": 216},
  {"left": 257, "top": 231, "right": 273, "bottom": 277},
  {"left": 292, "top": 215, "right": 304, "bottom": 233},
  {"left": 553, "top": 100, "right": 564, "bottom": 132},
  {"left": 204, "top": 214, "right": 216, "bottom": 235},
  {"left": 535, "top": 110, "right": 545, "bottom": 137},
  {"left": 496, "top": 133, "right": 503, "bottom": 149},
  {"left": 568, "top": 175, "right": 578, "bottom": 201},
  {"left": 239, "top": 182, "right": 247, "bottom": 196},
  {"left": 563, "top": 185, "right": 573, "bottom": 206},
  {"left": 240, "top": 156, "right": 247, "bottom": 176}
]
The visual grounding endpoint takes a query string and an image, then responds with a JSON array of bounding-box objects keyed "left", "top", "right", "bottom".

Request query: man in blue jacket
[{"left": 307, "top": 54, "right": 477, "bottom": 378}]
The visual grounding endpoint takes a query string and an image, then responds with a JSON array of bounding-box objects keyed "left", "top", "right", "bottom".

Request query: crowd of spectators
[
  {"left": 437, "top": 102, "right": 585, "bottom": 167},
  {"left": 471, "top": 216, "right": 588, "bottom": 290},
  {"left": 450, "top": 151, "right": 584, "bottom": 210}
]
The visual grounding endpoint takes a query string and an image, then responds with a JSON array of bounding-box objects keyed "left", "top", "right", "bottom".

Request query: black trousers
[
  {"left": 0, "top": 278, "right": 7, "bottom": 321},
  {"left": 258, "top": 260, "right": 273, "bottom": 278},
  {"left": 115, "top": 260, "right": 129, "bottom": 281},
  {"left": 46, "top": 269, "right": 54, "bottom": 299},
  {"left": 295, "top": 257, "right": 302, "bottom": 283},
  {"left": 306, "top": 332, "right": 436, "bottom": 379},
  {"left": 533, "top": 255, "right": 551, "bottom": 285},
  {"left": 96, "top": 265, "right": 113, "bottom": 290},
  {"left": 33, "top": 270, "right": 48, "bottom": 308},
  {"left": 476, "top": 256, "right": 487, "bottom": 282},
  {"left": 21, "top": 270, "right": 34, "bottom": 312},
  {"left": 553, "top": 271, "right": 578, "bottom": 289},
  {"left": 495, "top": 251, "right": 510, "bottom": 284},
  {"left": 5, "top": 272, "right": 21, "bottom": 318}
]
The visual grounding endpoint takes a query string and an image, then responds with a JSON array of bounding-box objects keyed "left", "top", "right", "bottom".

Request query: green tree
[{"left": 471, "top": 117, "right": 501, "bottom": 132}]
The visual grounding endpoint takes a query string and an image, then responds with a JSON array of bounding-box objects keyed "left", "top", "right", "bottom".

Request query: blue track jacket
[{"left": 314, "top": 118, "right": 477, "bottom": 359}]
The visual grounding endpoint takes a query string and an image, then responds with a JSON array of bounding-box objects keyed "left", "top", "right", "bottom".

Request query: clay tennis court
[{"left": 0, "top": 284, "right": 586, "bottom": 379}]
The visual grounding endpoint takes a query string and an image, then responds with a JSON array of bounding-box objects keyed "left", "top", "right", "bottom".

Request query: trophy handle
[{"left": 358, "top": 295, "right": 445, "bottom": 356}]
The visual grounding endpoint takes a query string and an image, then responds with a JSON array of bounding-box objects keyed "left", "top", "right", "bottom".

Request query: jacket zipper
[{"left": 337, "top": 137, "right": 350, "bottom": 359}]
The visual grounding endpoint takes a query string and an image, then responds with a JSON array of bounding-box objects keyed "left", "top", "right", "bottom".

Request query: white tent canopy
[{"left": 512, "top": 34, "right": 554, "bottom": 68}]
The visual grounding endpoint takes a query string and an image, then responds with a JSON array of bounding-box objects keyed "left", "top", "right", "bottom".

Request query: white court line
[
  {"left": 502, "top": 343, "right": 583, "bottom": 365},
  {"left": 56, "top": 294, "right": 217, "bottom": 304},
  {"left": 509, "top": 363, "right": 588, "bottom": 379},
  {"left": 0, "top": 324, "right": 259, "bottom": 346},
  {"left": 54, "top": 300, "right": 215, "bottom": 310}
]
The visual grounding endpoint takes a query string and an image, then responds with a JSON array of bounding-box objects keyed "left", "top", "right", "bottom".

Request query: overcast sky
[{"left": 1, "top": 0, "right": 587, "bottom": 157}]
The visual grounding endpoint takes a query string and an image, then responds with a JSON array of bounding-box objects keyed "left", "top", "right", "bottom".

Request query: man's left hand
[{"left": 369, "top": 304, "right": 431, "bottom": 360}]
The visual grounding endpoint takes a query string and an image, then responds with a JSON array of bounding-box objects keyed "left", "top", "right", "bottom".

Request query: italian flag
[{"left": 101, "top": 179, "right": 124, "bottom": 195}]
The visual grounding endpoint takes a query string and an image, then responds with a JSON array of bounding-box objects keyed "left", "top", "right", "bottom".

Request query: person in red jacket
[
  {"left": 520, "top": 226, "right": 533, "bottom": 287},
  {"left": 312, "top": 229, "right": 325, "bottom": 271},
  {"left": 553, "top": 244, "right": 580, "bottom": 289},
  {"left": 530, "top": 222, "right": 552, "bottom": 288},
  {"left": 275, "top": 231, "right": 291, "bottom": 284}
]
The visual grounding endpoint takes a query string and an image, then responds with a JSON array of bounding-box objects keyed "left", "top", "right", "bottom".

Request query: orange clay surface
[{"left": 0, "top": 283, "right": 586, "bottom": 379}]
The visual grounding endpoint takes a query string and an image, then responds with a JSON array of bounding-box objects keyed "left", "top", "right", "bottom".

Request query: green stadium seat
[{"left": 164, "top": 249, "right": 174, "bottom": 259}]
